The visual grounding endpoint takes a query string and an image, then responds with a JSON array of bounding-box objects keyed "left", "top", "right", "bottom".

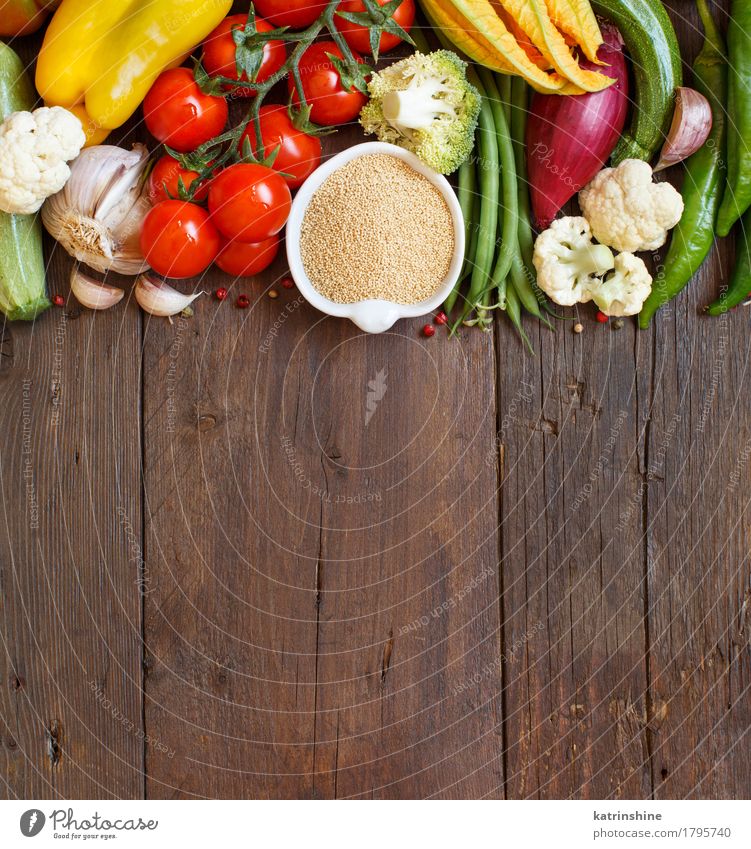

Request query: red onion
[{"left": 526, "top": 22, "right": 629, "bottom": 229}]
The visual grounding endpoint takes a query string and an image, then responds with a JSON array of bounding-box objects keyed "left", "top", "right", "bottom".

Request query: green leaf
[
  {"left": 230, "top": 5, "right": 289, "bottom": 83},
  {"left": 192, "top": 58, "right": 227, "bottom": 97},
  {"left": 326, "top": 52, "right": 371, "bottom": 95},
  {"left": 335, "top": 0, "right": 414, "bottom": 61},
  {"left": 235, "top": 41, "right": 264, "bottom": 83},
  {"left": 287, "top": 99, "right": 338, "bottom": 136}
]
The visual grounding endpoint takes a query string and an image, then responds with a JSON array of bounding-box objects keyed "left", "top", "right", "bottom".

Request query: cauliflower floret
[
  {"left": 589, "top": 252, "right": 653, "bottom": 316},
  {"left": 0, "top": 107, "right": 85, "bottom": 215},
  {"left": 533, "top": 216, "right": 615, "bottom": 306},
  {"left": 578, "top": 158, "right": 684, "bottom": 253}
]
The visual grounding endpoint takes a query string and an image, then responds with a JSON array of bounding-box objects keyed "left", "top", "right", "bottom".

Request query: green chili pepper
[
  {"left": 716, "top": 0, "right": 751, "bottom": 236},
  {"left": 706, "top": 207, "right": 751, "bottom": 315},
  {"left": 639, "top": 0, "right": 726, "bottom": 328}
]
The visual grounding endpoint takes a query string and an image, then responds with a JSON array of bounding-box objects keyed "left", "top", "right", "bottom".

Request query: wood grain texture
[
  {"left": 140, "top": 127, "right": 504, "bottom": 798},
  {"left": 496, "top": 308, "right": 653, "bottom": 799},
  {"left": 639, "top": 0, "right": 751, "bottom": 781},
  {"left": 1, "top": 0, "right": 750, "bottom": 801},
  {"left": 0, "top": 243, "right": 143, "bottom": 799},
  {"left": 641, "top": 1, "right": 751, "bottom": 800}
]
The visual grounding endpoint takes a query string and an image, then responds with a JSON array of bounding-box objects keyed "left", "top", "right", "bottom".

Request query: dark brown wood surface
[{"left": 1, "top": 2, "right": 749, "bottom": 799}]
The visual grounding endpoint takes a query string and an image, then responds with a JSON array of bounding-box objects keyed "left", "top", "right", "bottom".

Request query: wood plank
[
  {"left": 0, "top": 243, "right": 143, "bottom": 799},
  {"left": 141, "top": 285, "right": 319, "bottom": 799},
  {"left": 300, "top": 324, "right": 503, "bottom": 799},
  {"left": 640, "top": 0, "right": 751, "bottom": 801},
  {"left": 497, "top": 311, "right": 653, "bottom": 798},
  {"left": 644, "top": 245, "right": 751, "bottom": 799},
  {"left": 141, "top": 129, "right": 504, "bottom": 798}
]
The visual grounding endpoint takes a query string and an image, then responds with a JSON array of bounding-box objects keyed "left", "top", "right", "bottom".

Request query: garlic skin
[
  {"left": 41, "top": 144, "right": 152, "bottom": 274},
  {"left": 654, "top": 87, "right": 713, "bottom": 172},
  {"left": 70, "top": 266, "right": 124, "bottom": 310},
  {"left": 135, "top": 274, "right": 202, "bottom": 317}
]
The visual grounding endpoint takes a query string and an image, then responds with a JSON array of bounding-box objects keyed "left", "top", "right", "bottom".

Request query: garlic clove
[
  {"left": 654, "top": 87, "right": 713, "bottom": 172},
  {"left": 70, "top": 266, "right": 124, "bottom": 310},
  {"left": 135, "top": 274, "right": 203, "bottom": 317}
]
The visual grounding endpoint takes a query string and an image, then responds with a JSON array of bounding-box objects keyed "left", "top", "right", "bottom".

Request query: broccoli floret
[{"left": 359, "top": 50, "right": 481, "bottom": 175}]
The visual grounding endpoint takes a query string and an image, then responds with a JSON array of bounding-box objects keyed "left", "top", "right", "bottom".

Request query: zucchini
[
  {"left": 0, "top": 42, "right": 49, "bottom": 322},
  {"left": 590, "top": 0, "right": 682, "bottom": 164}
]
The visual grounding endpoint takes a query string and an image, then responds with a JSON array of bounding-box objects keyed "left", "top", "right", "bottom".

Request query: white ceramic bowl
[{"left": 285, "top": 141, "right": 465, "bottom": 333}]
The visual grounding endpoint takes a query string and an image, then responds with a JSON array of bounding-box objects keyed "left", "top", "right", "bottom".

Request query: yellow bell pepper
[{"left": 36, "top": 0, "right": 232, "bottom": 144}]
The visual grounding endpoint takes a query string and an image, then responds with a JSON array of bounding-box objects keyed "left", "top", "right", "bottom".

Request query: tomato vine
[{"left": 172, "top": 0, "right": 413, "bottom": 197}]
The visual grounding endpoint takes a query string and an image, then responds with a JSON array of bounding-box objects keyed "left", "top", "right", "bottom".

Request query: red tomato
[
  {"left": 253, "top": 0, "right": 327, "bottom": 28},
  {"left": 148, "top": 154, "right": 210, "bottom": 204},
  {"left": 289, "top": 41, "right": 368, "bottom": 126},
  {"left": 140, "top": 200, "right": 221, "bottom": 278},
  {"left": 143, "top": 68, "right": 228, "bottom": 152},
  {"left": 202, "top": 14, "right": 286, "bottom": 97},
  {"left": 208, "top": 163, "right": 291, "bottom": 243},
  {"left": 215, "top": 235, "right": 280, "bottom": 277},
  {"left": 239, "top": 105, "right": 322, "bottom": 189},
  {"left": 338, "top": 0, "right": 415, "bottom": 55}
]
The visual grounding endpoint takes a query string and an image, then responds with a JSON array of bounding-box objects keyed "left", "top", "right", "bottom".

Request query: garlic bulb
[
  {"left": 135, "top": 274, "right": 202, "bottom": 317},
  {"left": 70, "top": 266, "right": 124, "bottom": 310},
  {"left": 42, "top": 144, "right": 152, "bottom": 274}
]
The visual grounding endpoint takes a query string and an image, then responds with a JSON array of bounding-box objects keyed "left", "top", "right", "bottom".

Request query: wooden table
[{"left": 1, "top": 2, "right": 749, "bottom": 800}]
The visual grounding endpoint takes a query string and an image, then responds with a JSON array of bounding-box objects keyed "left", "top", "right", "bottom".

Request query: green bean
[
  {"left": 509, "top": 244, "right": 550, "bottom": 325},
  {"left": 496, "top": 274, "right": 508, "bottom": 314},
  {"left": 461, "top": 74, "right": 499, "bottom": 322},
  {"left": 509, "top": 77, "right": 534, "bottom": 279},
  {"left": 498, "top": 73, "right": 512, "bottom": 128},
  {"left": 446, "top": 155, "right": 476, "bottom": 314},
  {"left": 505, "top": 276, "right": 533, "bottom": 353},
  {"left": 410, "top": 24, "right": 432, "bottom": 54},
  {"left": 478, "top": 69, "right": 517, "bottom": 302},
  {"left": 475, "top": 284, "right": 494, "bottom": 331},
  {"left": 457, "top": 154, "right": 475, "bottom": 256}
]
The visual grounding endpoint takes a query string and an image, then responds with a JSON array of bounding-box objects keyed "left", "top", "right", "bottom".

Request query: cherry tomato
[
  {"left": 253, "top": 0, "right": 327, "bottom": 28},
  {"left": 239, "top": 105, "right": 322, "bottom": 189},
  {"left": 208, "top": 163, "right": 291, "bottom": 243},
  {"left": 140, "top": 200, "right": 221, "bottom": 279},
  {"left": 148, "top": 154, "right": 210, "bottom": 204},
  {"left": 215, "top": 234, "right": 280, "bottom": 277},
  {"left": 338, "top": 0, "right": 415, "bottom": 55},
  {"left": 289, "top": 41, "right": 368, "bottom": 126},
  {"left": 143, "top": 68, "right": 228, "bottom": 152},
  {"left": 202, "top": 14, "right": 286, "bottom": 97}
]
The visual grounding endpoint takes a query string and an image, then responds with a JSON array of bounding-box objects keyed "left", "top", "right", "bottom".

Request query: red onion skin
[{"left": 526, "top": 23, "right": 630, "bottom": 230}]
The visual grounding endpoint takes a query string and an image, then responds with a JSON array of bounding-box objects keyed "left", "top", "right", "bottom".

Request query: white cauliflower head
[
  {"left": 589, "top": 251, "right": 653, "bottom": 316},
  {"left": 533, "top": 216, "right": 615, "bottom": 306},
  {"left": 0, "top": 107, "right": 86, "bottom": 215},
  {"left": 579, "top": 159, "right": 684, "bottom": 253}
]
